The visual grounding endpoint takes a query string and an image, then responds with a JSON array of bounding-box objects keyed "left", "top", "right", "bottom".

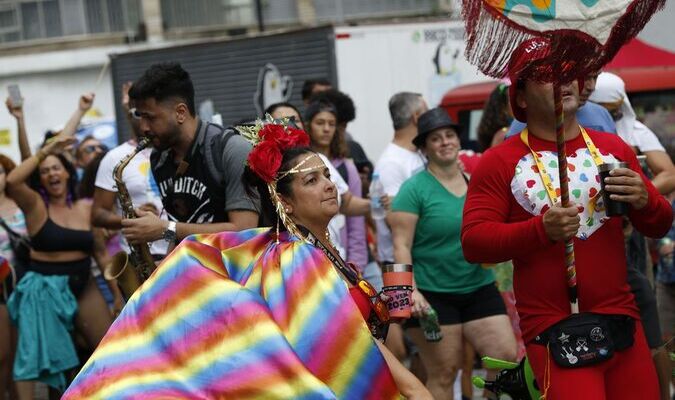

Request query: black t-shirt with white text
[
  {"left": 150, "top": 121, "right": 226, "bottom": 223},
  {"left": 151, "top": 120, "right": 259, "bottom": 224}
]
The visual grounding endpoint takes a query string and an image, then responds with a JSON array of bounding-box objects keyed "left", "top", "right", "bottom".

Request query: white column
[
  {"left": 295, "top": 0, "right": 317, "bottom": 25},
  {"left": 141, "top": 0, "right": 164, "bottom": 43}
]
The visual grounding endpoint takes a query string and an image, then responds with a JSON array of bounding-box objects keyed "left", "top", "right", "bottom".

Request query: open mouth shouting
[{"left": 48, "top": 178, "right": 62, "bottom": 190}]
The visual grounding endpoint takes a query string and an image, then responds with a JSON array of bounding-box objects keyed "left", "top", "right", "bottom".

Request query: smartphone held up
[{"left": 7, "top": 84, "right": 22, "bottom": 108}]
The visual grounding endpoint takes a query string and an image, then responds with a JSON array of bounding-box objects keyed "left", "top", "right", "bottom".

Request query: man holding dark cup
[{"left": 461, "top": 37, "right": 672, "bottom": 399}]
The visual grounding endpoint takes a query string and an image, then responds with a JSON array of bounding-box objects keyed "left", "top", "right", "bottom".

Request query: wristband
[{"left": 35, "top": 150, "right": 47, "bottom": 163}]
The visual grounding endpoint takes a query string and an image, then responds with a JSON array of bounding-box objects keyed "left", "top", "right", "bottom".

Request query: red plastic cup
[{"left": 382, "top": 263, "right": 413, "bottom": 319}]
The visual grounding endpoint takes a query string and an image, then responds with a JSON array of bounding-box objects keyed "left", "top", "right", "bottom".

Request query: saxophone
[{"left": 103, "top": 137, "right": 157, "bottom": 299}]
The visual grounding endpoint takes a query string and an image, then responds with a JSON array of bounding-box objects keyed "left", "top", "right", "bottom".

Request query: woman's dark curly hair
[
  {"left": 243, "top": 146, "right": 315, "bottom": 229},
  {"left": 31, "top": 153, "right": 80, "bottom": 205},
  {"left": 308, "top": 89, "right": 355, "bottom": 125},
  {"left": 477, "top": 83, "right": 512, "bottom": 152}
]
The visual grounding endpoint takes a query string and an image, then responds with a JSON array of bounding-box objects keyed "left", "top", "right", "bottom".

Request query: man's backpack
[{"left": 200, "top": 122, "right": 237, "bottom": 194}]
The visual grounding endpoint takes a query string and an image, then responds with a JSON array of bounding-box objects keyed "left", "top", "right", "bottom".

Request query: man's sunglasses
[{"left": 129, "top": 108, "right": 141, "bottom": 120}]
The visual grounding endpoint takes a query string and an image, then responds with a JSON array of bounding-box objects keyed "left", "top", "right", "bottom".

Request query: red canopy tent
[
  {"left": 606, "top": 38, "right": 675, "bottom": 69},
  {"left": 605, "top": 38, "right": 675, "bottom": 93}
]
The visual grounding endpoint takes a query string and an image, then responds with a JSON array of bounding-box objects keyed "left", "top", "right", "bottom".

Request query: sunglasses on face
[
  {"left": 129, "top": 108, "right": 141, "bottom": 120},
  {"left": 82, "top": 144, "right": 107, "bottom": 154},
  {"left": 272, "top": 116, "right": 300, "bottom": 129}
]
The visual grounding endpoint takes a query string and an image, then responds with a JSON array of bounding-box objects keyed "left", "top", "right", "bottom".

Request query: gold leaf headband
[{"left": 237, "top": 114, "right": 315, "bottom": 241}]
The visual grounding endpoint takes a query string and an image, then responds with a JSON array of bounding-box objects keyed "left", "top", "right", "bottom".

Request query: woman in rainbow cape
[{"left": 63, "top": 118, "right": 431, "bottom": 399}]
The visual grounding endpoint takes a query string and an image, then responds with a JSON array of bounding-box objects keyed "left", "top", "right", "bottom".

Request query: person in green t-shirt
[{"left": 389, "top": 107, "right": 517, "bottom": 399}]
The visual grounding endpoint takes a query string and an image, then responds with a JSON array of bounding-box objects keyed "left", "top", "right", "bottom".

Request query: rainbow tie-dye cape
[{"left": 63, "top": 228, "right": 399, "bottom": 399}]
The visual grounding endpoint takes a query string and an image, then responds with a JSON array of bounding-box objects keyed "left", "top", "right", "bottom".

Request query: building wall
[{"left": 110, "top": 27, "right": 337, "bottom": 141}]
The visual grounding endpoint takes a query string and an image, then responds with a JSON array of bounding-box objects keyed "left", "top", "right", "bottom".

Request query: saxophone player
[
  {"left": 119, "top": 63, "right": 260, "bottom": 247},
  {"left": 92, "top": 82, "right": 169, "bottom": 266}
]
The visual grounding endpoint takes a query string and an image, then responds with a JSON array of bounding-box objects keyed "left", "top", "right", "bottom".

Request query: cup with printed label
[{"left": 382, "top": 263, "right": 413, "bottom": 319}]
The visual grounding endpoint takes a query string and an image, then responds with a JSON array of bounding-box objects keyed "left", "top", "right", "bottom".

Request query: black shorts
[
  {"left": 27, "top": 258, "right": 91, "bottom": 299},
  {"left": 406, "top": 283, "right": 507, "bottom": 327}
]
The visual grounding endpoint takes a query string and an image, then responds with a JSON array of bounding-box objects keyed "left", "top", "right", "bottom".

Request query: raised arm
[
  {"left": 5, "top": 97, "right": 31, "bottom": 160},
  {"left": 61, "top": 93, "right": 95, "bottom": 138},
  {"left": 6, "top": 153, "right": 43, "bottom": 229},
  {"left": 120, "top": 81, "right": 133, "bottom": 123}
]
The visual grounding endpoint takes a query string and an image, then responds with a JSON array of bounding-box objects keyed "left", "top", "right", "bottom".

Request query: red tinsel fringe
[{"left": 461, "top": 0, "right": 666, "bottom": 82}]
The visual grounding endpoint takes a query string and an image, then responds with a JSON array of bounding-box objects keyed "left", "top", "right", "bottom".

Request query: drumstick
[{"left": 93, "top": 59, "right": 111, "bottom": 93}]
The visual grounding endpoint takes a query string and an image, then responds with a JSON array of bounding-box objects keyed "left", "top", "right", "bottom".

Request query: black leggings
[{"left": 26, "top": 258, "right": 91, "bottom": 299}]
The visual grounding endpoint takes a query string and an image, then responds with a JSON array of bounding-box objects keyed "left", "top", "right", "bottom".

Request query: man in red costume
[{"left": 461, "top": 38, "right": 672, "bottom": 399}]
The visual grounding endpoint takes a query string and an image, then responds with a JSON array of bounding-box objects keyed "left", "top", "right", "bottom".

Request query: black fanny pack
[{"left": 533, "top": 313, "right": 635, "bottom": 368}]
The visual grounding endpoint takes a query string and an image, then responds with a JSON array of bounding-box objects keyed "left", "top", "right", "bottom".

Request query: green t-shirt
[{"left": 392, "top": 170, "right": 494, "bottom": 293}]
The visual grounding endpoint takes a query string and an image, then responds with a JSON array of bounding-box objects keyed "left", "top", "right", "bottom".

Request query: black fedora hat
[{"left": 412, "top": 107, "right": 461, "bottom": 148}]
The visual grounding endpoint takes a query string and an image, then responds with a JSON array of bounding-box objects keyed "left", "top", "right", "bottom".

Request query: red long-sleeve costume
[{"left": 461, "top": 129, "right": 672, "bottom": 343}]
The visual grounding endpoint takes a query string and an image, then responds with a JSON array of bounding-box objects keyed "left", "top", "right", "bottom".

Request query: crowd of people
[{"left": 0, "top": 38, "right": 672, "bottom": 399}]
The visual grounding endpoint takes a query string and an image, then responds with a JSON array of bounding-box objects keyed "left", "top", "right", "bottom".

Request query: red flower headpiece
[{"left": 237, "top": 117, "right": 310, "bottom": 183}]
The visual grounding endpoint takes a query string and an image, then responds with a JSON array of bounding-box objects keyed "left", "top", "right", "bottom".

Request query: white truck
[{"left": 333, "top": 20, "right": 488, "bottom": 160}]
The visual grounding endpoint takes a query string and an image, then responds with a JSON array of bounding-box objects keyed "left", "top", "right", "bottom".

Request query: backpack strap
[
  {"left": 0, "top": 218, "right": 21, "bottom": 240},
  {"left": 202, "top": 122, "right": 237, "bottom": 189}
]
